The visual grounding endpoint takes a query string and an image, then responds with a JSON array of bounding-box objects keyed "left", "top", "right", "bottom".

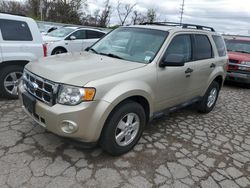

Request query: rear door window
[
  {"left": 212, "top": 35, "right": 227, "bottom": 57},
  {"left": 86, "top": 30, "right": 105, "bottom": 39},
  {"left": 0, "top": 19, "right": 33, "bottom": 41},
  {"left": 194, "top": 34, "right": 213, "bottom": 60}
]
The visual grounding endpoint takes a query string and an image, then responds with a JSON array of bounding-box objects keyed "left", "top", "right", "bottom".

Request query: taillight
[{"left": 43, "top": 44, "right": 47, "bottom": 57}]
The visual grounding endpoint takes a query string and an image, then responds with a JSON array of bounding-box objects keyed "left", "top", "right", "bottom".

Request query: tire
[
  {"left": 52, "top": 47, "right": 67, "bottom": 55},
  {"left": 100, "top": 100, "right": 146, "bottom": 156},
  {"left": 0, "top": 65, "right": 23, "bottom": 99},
  {"left": 197, "top": 81, "right": 220, "bottom": 113}
]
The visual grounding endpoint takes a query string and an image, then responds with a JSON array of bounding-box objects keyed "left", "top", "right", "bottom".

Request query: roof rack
[{"left": 140, "top": 22, "right": 215, "bottom": 32}]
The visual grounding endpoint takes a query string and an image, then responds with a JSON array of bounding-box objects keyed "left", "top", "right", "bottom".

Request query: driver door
[
  {"left": 156, "top": 34, "right": 196, "bottom": 111},
  {"left": 65, "top": 29, "right": 86, "bottom": 53}
]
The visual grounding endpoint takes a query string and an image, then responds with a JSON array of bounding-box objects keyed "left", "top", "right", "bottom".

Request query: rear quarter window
[
  {"left": 0, "top": 19, "right": 33, "bottom": 41},
  {"left": 212, "top": 35, "right": 227, "bottom": 57},
  {"left": 194, "top": 34, "right": 213, "bottom": 60}
]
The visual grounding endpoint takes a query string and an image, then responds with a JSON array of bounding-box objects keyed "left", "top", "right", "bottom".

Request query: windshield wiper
[
  {"left": 234, "top": 50, "right": 249, "bottom": 54},
  {"left": 88, "top": 48, "right": 99, "bottom": 54},
  {"left": 99, "top": 53, "right": 124, "bottom": 60}
]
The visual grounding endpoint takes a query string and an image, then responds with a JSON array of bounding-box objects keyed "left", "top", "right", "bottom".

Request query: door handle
[
  {"left": 185, "top": 68, "right": 194, "bottom": 74},
  {"left": 210, "top": 63, "right": 216, "bottom": 68}
]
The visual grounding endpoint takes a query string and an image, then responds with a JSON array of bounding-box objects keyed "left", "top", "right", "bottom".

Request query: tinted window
[
  {"left": 194, "top": 34, "right": 213, "bottom": 60},
  {"left": 87, "top": 30, "right": 105, "bottom": 39},
  {"left": 0, "top": 19, "right": 33, "bottom": 41},
  {"left": 213, "top": 35, "right": 227, "bottom": 57},
  {"left": 164, "top": 34, "right": 192, "bottom": 62},
  {"left": 69, "top": 30, "right": 86, "bottom": 39}
]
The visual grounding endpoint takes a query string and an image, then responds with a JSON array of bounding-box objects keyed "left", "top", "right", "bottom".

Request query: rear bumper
[{"left": 226, "top": 71, "right": 250, "bottom": 84}]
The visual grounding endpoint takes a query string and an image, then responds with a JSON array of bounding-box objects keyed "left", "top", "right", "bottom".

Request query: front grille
[
  {"left": 228, "top": 59, "right": 239, "bottom": 71},
  {"left": 23, "top": 70, "right": 58, "bottom": 106}
]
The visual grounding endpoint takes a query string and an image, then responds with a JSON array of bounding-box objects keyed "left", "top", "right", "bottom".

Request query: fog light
[{"left": 61, "top": 120, "right": 78, "bottom": 134}]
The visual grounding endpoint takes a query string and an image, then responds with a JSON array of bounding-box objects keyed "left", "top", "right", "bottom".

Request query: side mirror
[
  {"left": 70, "top": 35, "right": 76, "bottom": 40},
  {"left": 160, "top": 54, "right": 185, "bottom": 67}
]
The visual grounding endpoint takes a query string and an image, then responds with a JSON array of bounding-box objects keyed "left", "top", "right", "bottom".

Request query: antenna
[{"left": 180, "top": 0, "right": 185, "bottom": 24}]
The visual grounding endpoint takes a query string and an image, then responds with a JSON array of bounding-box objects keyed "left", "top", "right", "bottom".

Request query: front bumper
[
  {"left": 18, "top": 82, "right": 112, "bottom": 143},
  {"left": 226, "top": 71, "right": 250, "bottom": 84}
]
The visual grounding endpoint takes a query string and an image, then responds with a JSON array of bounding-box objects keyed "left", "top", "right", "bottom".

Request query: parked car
[
  {"left": 0, "top": 13, "right": 46, "bottom": 98},
  {"left": 43, "top": 26, "right": 106, "bottom": 55},
  {"left": 225, "top": 38, "right": 250, "bottom": 86},
  {"left": 19, "top": 22, "right": 227, "bottom": 155}
]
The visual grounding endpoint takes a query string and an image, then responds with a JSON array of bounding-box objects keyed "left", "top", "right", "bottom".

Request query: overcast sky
[{"left": 87, "top": 0, "right": 250, "bottom": 35}]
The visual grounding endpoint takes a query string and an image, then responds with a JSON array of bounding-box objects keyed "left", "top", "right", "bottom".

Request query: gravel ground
[{"left": 0, "top": 84, "right": 249, "bottom": 188}]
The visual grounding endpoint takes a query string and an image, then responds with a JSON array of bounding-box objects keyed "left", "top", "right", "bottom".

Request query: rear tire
[
  {"left": 0, "top": 65, "right": 23, "bottom": 99},
  {"left": 197, "top": 81, "right": 220, "bottom": 113},
  {"left": 100, "top": 100, "right": 146, "bottom": 156}
]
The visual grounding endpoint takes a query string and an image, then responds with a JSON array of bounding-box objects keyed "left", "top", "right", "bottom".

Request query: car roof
[
  {"left": 62, "top": 26, "right": 108, "bottom": 33},
  {"left": 227, "top": 37, "right": 250, "bottom": 42},
  {"left": 0, "top": 12, "right": 33, "bottom": 22}
]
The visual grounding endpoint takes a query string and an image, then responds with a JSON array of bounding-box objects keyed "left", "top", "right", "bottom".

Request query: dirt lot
[{"left": 0, "top": 84, "right": 249, "bottom": 188}]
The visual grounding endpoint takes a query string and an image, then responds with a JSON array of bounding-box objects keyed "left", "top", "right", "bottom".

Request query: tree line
[{"left": 0, "top": 0, "right": 159, "bottom": 27}]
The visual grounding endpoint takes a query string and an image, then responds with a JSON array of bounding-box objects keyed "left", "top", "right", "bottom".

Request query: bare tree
[
  {"left": 98, "top": 0, "right": 112, "bottom": 27},
  {"left": 131, "top": 10, "right": 146, "bottom": 25},
  {"left": 147, "top": 8, "right": 157, "bottom": 23},
  {"left": 116, "top": 0, "right": 136, "bottom": 25},
  {"left": 0, "top": 0, "right": 27, "bottom": 15}
]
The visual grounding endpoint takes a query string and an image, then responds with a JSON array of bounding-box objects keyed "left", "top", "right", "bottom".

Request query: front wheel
[
  {"left": 100, "top": 100, "right": 146, "bottom": 156},
  {"left": 0, "top": 65, "right": 23, "bottom": 99},
  {"left": 197, "top": 81, "right": 220, "bottom": 113}
]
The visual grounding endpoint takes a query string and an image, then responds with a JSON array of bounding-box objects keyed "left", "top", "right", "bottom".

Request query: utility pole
[
  {"left": 180, "top": 0, "right": 185, "bottom": 24},
  {"left": 40, "top": 0, "right": 44, "bottom": 21}
]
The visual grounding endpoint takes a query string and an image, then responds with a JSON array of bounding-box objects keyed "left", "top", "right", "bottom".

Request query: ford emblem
[{"left": 29, "top": 82, "right": 39, "bottom": 91}]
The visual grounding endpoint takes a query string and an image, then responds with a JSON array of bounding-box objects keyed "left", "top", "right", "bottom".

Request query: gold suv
[{"left": 19, "top": 22, "right": 228, "bottom": 155}]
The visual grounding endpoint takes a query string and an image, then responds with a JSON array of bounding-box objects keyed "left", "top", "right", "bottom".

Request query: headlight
[
  {"left": 241, "top": 61, "right": 250, "bottom": 66},
  {"left": 57, "top": 85, "right": 95, "bottom": 105}
]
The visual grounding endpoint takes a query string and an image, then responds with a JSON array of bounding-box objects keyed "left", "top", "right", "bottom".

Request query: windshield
[
  {"left": 47, "top": 27, "right": 74, "bottom": 38},
  {"left": 226, "top": 40, "right": 250, "bottom": 54},
  {"left": 90, "top": 27, "right": 169, "bottom": 64}
]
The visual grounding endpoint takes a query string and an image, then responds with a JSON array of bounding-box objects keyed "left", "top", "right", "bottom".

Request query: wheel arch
[
  {"left": 0, "top": 60, "right": 29, "bottom": 69},
  {"left": 213, "top": 75, "right": 224, "bottom": 89},
  {"left": 51, "top": 46, "right": 67, "bottom": 55}
]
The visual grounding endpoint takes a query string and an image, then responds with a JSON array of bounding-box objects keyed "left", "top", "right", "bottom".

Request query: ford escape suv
[{"left": 18, "top": 22, "right": 228, "bottom": 155}]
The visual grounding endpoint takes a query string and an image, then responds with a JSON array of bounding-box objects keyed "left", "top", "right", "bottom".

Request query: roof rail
[
  {"left": 140, "top": 22, "right": 215, "bottom": 32},
  {"left": 0, "top": 12, "right": 26, "bottom": 17}
]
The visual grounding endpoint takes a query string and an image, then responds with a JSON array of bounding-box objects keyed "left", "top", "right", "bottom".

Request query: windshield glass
[
  {"left": 226, "top": 40, "right": 250, "bottom": 54},
  {"left": 47, "top": 27, "right": 74, "bottom": 38},
  {"left": 90, "top": 27, "right": 169, "bottom": 64}
]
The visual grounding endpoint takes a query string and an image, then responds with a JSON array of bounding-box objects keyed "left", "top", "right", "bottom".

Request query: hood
[
  {"left": 228, "top": 51, "right": 250, "bottom": 62},
  {"left": 43, "top": 35, "right": 62, "bottom": 42},
  {"left": 25, "top": 52, "right": 146, "bottom": 86}
]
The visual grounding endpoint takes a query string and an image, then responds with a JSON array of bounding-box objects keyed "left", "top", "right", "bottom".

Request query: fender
[
  {"left": 101, "top": 80, "right": 155, "bottom": 116},
  {"left": 202, "top": 64, "right": 226, "bottom": 95}
]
